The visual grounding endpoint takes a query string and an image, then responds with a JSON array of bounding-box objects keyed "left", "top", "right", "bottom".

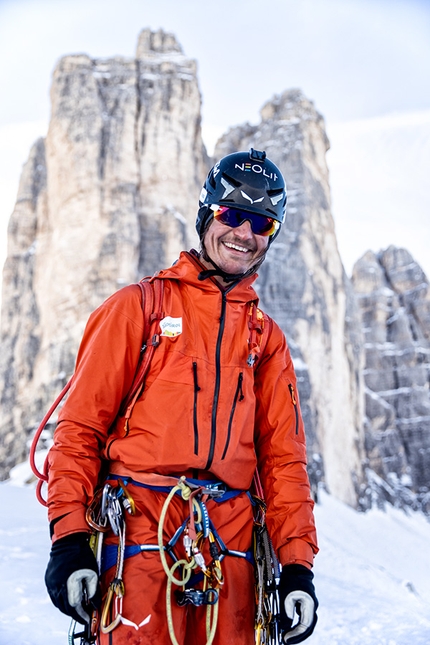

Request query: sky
[
  {"left": 2, "top": 463, "right": 430, "bottom": 644},
  {"left": 0, "top": 0, "right": 429, "bottom": 277}
]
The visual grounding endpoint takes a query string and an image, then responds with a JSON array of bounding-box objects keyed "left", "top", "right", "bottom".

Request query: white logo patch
[
  {"left": 118, "top": 613, "right": 151, "bottom": 630},
  {"left": 221, "top": 177, "right": 235, "bottom": 199},
  {"left": 160, "top": 316, "right": 183, "bottom": 337},
  {"left": 270, "top": 192, "right": 284, "bottom": 206},
  {"left": 240, "top": 190, "right": 264, "bottom": 204}
]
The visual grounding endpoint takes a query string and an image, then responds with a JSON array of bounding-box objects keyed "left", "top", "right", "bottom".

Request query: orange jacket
[{"left": 47, "top": 251, "right": 318, "bottom": 567}]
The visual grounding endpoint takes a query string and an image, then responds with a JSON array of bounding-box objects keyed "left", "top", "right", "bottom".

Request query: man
[{"left": 45, "top": 148, "right": 319, "bottom": 644}]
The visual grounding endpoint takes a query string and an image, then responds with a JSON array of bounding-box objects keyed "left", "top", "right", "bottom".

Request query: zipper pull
[
  {"left": 288, "top": 384, "right": 299, "bottom": 435},
  {"left": 288, "top": 383, "right": 297, "bottom": 406},
  {"left": 192, "top": 362, "right": 201, "bottom": 392},
  {"left": 238, "top": 372, "right": 244, "bottom": 401}
]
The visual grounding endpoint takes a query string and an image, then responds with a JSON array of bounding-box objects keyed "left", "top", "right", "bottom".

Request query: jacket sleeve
[
  {"left": 46, "top": 284, "right": 144, "bottom": 541},
  {"left": 254, "top": 318, "right": 318, "bottom": 569}
]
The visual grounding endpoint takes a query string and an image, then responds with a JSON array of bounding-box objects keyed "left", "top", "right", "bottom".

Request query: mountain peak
[{"left": 136, "top": 28, "right": 184, "bottom": 59}]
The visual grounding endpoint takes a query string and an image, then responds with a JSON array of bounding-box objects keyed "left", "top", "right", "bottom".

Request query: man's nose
[{"left": 234, "top": 220, "right": 253, "bottom": 238}]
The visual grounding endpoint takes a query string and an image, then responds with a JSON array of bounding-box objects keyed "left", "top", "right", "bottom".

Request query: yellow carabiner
[{"left": 118, "top": 479, "right": 136, "bottom": 515}]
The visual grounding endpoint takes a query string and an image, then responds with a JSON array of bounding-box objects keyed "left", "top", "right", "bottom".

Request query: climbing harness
[
  {"left": 252, "top": 472, "right": 282, "bottom": 645},
  {"left": 89, "top": 474, "right": 251, "bottom": 645},
  {"left": 67, "top": 470, "right": 281, "bottom": 645}
]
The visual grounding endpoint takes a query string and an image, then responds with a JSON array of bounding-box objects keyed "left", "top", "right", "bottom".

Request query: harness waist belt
[{"left": 107, "top": 468, "right": 246, "bottom": 502}]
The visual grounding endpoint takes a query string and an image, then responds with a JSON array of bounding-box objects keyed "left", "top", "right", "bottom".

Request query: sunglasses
[{"left": 211, "top": 206, "right": 280, "bottom": 237}]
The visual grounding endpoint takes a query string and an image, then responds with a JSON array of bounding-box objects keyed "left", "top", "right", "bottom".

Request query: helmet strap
[{"left": 197, "top": 244, "right": 266, "bottom": 284}]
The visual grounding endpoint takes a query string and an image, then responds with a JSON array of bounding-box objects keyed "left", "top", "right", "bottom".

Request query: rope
[{"left": 157, "top": 476, "right": 220, "bottom": 645}]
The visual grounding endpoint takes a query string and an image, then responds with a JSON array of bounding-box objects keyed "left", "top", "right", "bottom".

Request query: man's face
[{"left": 202, "top": 216, "right": 270, "bottom": 278}]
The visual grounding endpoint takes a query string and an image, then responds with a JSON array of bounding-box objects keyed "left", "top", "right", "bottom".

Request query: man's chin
[{"left": 218, "top": 258, "right": 252, "bottom": 275}]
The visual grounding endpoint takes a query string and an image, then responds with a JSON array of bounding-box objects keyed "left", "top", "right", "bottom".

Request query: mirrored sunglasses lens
[
  {"left": 253, "top": 216, "right": 277, "bottom": 236},
  {"left": 212, "top": 207, "right": 239, "bottom": 227},
  {"left": 213, "top": 207, "right": 277, "bottom": 236}
]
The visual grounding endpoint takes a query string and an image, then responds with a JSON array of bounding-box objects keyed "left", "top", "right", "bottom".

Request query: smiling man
[
  {"left": 200, "top": 215, "right": 267, "bottom": 278},
  {"left": 196, "top": 149, "right": 282, "bottom": 283},
  {"left": 45, "top": 148, "right": 319, "bottom": 645}
]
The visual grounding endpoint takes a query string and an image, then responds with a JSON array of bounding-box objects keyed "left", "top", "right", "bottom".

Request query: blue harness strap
[
  {"left": 101, "top": 536, "right": 254, "bottom": 574},
  {"left": 107, "top": 473, "right": 245, "bottom": 503}
]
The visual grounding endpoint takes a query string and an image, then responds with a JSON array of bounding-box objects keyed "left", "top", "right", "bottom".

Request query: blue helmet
[{"left": 196, "top": 148, "right": 287, "bottom": 240}]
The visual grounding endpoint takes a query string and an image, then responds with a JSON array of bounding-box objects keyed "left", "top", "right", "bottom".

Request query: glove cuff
[{"left": 53, "top": 531, "right": 92, "bottom": 547}]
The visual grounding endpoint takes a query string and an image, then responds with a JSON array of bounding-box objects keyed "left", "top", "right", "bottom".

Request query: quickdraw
[
  {"left": 67, "top": 587, "right": 99, "bottom": 645},
  {"left": 98, "top": 481, "right": 135, "bottom": 634},
  {"left": 67, "top": 561, "right": 100, "bottom": 644}
]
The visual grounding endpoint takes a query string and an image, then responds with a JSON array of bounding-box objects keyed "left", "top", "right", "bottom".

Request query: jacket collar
[{"left": 154, "top": 250, "right": 260, "bottom": 303}]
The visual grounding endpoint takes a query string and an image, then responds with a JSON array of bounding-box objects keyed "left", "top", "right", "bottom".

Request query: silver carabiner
[{"left": 101, "top": 484, "right": 124, "bottom": 536}]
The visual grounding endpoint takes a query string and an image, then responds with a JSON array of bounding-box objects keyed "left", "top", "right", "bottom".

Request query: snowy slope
[{"left": 1, "top": 464, "right": 430, "bottom": 645}]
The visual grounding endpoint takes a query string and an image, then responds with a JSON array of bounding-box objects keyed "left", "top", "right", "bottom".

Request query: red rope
[{"left": 29, "top": 379, "right": 72, "bottom": 506}]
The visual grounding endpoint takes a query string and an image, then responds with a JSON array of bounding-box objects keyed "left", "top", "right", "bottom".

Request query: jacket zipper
[
  {"left": 192, "top": 361, "right": 200, "bottom": 455},
  {"left": 288, "top": 383, "right": 299, "bottom": 435},
  {"left": 205, "top": 290, "right": 228, "bottom": 469},
  {"left": 221, "top": 372, "right": 244, "bottom": 460}
]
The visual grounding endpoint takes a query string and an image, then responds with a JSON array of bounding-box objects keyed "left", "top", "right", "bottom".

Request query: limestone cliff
[
  {"left": 352, "top": 247, "right": 430, "bottom": 511},
  {"left": 0, "top": 29, "right": 208, "bottom": 475}
]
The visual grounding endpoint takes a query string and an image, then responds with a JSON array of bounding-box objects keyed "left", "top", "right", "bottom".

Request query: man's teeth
[{"left": 224, "top": 242, "right": 249, "bottom": 253}]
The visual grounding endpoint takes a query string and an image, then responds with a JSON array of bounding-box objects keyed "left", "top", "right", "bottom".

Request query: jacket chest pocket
[{"left": 221, "top": 372, "right": 244, "bottom": 460}]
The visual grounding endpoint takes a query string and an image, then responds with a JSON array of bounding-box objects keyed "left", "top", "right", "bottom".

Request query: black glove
[
  {"left": 279, "top": 564, "right": 318, "bottom": 644},
  {"left": 45, "top": 532, "right": 101, "bottom": 625}
]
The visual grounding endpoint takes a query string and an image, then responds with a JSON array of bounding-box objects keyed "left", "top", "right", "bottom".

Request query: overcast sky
[{"left": 0, "top": 0, "right": 429, "bottom": 277}]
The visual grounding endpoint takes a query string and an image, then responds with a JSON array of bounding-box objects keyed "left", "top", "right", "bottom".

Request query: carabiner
[{"left": 100, "top": 580, "right": 125, "bottom": 634}]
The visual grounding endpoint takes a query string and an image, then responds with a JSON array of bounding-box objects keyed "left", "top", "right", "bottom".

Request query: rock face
[
  {"left": 0, "top": 138, "right": 46, "bottom": 471},
  {"left": 352, "top": 247, "right": 430, "bottom": 511},
  {"left": 215, "top": 91, "right": 366, "bottom": 505},
  {"left": 0, "top": 29, "right": 208, "bottom": 475},
  {"left": 0, "top": 30, "right": 368, "bottom": 508}
]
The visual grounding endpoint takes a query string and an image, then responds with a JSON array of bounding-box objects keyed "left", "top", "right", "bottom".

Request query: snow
[{"left": 1, "top": 464, "right": 430, "bottom": 644}]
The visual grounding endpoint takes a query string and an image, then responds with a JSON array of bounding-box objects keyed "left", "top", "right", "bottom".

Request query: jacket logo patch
[{"left": 160, "top": 316, "right": 182, "bottom": 337}]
